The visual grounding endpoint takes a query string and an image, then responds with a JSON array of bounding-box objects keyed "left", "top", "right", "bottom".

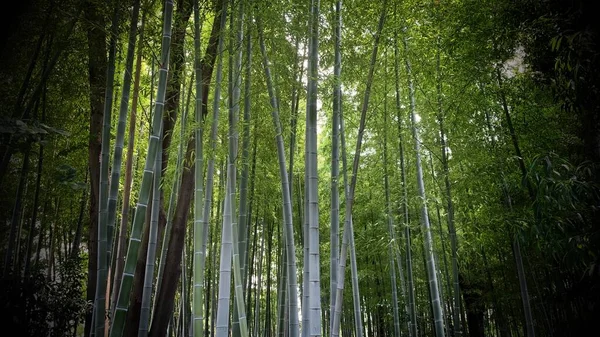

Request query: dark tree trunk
[
  {"left": 126, "top": 0, "right": 192, "bottom": 328},
  {"left": 148, "top": 139, "right": 194, "bottom": 337},
  {"left": 148, "top": 2, "right": 225, "bottom": 336},
  {"left": 157, "top": 0, "right": 192, "bottom": 253},
  {"left": 83, "top": 0, "right": 107, "bottom": 334}
]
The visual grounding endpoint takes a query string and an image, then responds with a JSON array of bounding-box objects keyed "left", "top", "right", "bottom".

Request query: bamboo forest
[{"left": 1, "top": 0, "right": 599, "bottom": 336}]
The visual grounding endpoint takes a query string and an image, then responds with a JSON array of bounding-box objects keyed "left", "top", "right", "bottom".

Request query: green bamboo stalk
[
  {"left": 429, "top": 152, "right": 454, "bottom": 334},
  {"left": 402, "top": 30, "right": 446, "bottom": 337},
  {"left": 237, "top": 0, "right": 252, "bottom": 311},
  {"left": 106, "top": 0, "right": 141, "bottom": 287},
  {"left": 191, "top": 0, "right": 207, "bottom": 335},
  {"left": 277, "top": 237, "right": 288, "bottom": 337},
  {"left": 232, "top": 183, "right": 249, "bottom": 337},
  {"left": 306, "top": 0, "right": 322, "bottom": 335},
  {"left": 231, "top": 1, "right": 248, "bottom": 336},
  {"left": 215, "top": 168, "right": 234, "bottom": 337},
  {"left": 393, "top": 20, "right": 416, "bottom": 337},
  {"left": 435, "top": 40, "right": 461, "bottom": 337},
  {"left": 329, "top": 2, "right": 341, "bottom": 335},
  {"left": 243, "top": 23, "right": 256, "bottom": 306},
  {"left": 93, "top": 4, "right": 119, "bottom": 335},
  {"left": 496, "top": 67, "right": 536, "bottom": 337},
  {"left": 181, "top": 246, "right": 189, "bottom": 337},
  {"left": 383, "top": 62, "right": 401, "bottom": 337},
  {"left": 139, "top": 131, "right": 163, "bottom": 336},
  {"left": 229, "top": 1, "right": 249, "bottom": 336},
  {"left": 331, "top": 2, "right": 386, "bottom": 336},
  {"left": 109, "top": 1, "right": 174, "bottom": 336},
  {"left": 156, "top": 69, "right": 193, "bottom": 308},
  {"left": 245, "top": 133, "right": 258, "bottom": 317},
  {"left": 253, "top": 223, "right": 265, "bottom": 337},
  {"left": 110, "top": 3, "right": 143, "bottom": 300},
  {"left": 331, "top": 101, "right": 361, "bottom": 337},
  {"left": 256, "top": 12, "right": 301, "bottom": 337},
  {"left": 211, "top": 0, "right": 230, "bottom": 335}
]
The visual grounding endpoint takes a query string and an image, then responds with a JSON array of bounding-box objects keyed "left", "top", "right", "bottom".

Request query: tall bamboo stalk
[
  {"left": 435, "top": 41, "right": 461, "bottom": 337},
  {"left": 93, "top": 4, "right": 119, "bottom": 335},
  {"left": 192, "top": 0, "right": 207, "bottom": 335},
  {"left": 138, "top": 131, "right": 163, "bottom": 337},
  {"left": 156, "top": 69, "right": 193, "bottom": 308},
  {"left": 402, "top": 30, "right": 446, "bottom": 337},
  {"left": 253, "top": 224, "right": 265, "bottom": 337},
  {"left": 107, "top": 0, "right": 141, "bottom": 293},
  {"left": 109, "top": 2, "right": 174, "bottom": 335},
  {"left": 496, "top": 67, "right": 535, "bottom": 337},
  {"left": 329, "top": 2, "right": 342, "bottom": 335},
  {"left": 230, "top": 2, "right": 248, "bottom": 336},
  {"left": 111, "top": 9, "right": 145, "bottom": 310},
  {"left": 306, "top": 0, "right": 322, "bottom": 335},
  {"left": 211, "top": 0, "right": 231, "bottom": 335},
  {"left": 331, "top": 2, "right": 387, "bottom": 336},
  {"left": 383, "top": 64, "right": 401, "bottom": 337},
  {"left": 230, "top": 1, "right": 249, "bottom": 335},
  {"left": 237, "top": 2, "right": 252, "bottom": 298},
  {"left": 393, "top": 21, "right": 417, "bottom": 337},
  {"left": 256, "top": 12, "right": 300, "bottom": 337}
]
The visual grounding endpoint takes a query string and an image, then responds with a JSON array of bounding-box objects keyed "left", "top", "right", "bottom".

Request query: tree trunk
[
  {"left": 256, "top": 12, "right": 301, "bottom": 337},
  {"left": 191, "top": 0, "right": 207, "bottom": 335},
  {"left": 109, "top": 1, "right": 174, "bottom": 335},
  {"left": 332, "top": 2, "right": 387, "bottom": 336},
  {"left": 329, "top": 2, "right": 341, "bottom": 335},
  {"left": 159, "top": 0, "right": 193, "bottom": 248},
  {"left": 94, "top": 4, "right": 119, "bottom": 333},
  {"left": 148, "top": 1, "right": 227, "bottom": 335},
  {"left": 83, "top": 0, "right": 107, "bottom": 334},
  {"left": 402, "top": 30, "right": 445, "bottom": 337},
  {"left": 383, "top": 72, "right": 401, "bottom": 337},
  {"left": 254, "top": 224, "right": 265, "bottom": 337},
  {"left": 122, "top": 184, "right": 153, "bottom": 337},
  {"left": 305, "top": 1, "right": 322, "bottom": 335},
  {"left": 230, "top": 2, "right": 248, "bottom": 336},
  {"left": 111, "top": 7, "right": 146, "bottom": 313},
  {"left": 264, "top": 218, "right": 273, "bottom": 337},
  {"left": 393, "top": 21, "right": 416, "bottom": 337},
  {"left": 138, "top": 136, "right": 163, "bottom": 336},
  {"left": 156, "top": 66, "right": 193, "bottom": 310},
  {"left": 215, "top": 0, "right": 238, "bottom": 332},
  {"left": 497, "top": 67, "right": 536, "bottom": 337},
  {"left": 106, "top": 0, "right": 141, "bottom": 288},
  {"left": 436, "top": 41, "right": 461, "bottom": 337}
]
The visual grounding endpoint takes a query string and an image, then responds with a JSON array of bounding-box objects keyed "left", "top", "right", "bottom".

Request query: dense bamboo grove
[{"left": 0, "top": 0, "right": 599, "bottom": 337}]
